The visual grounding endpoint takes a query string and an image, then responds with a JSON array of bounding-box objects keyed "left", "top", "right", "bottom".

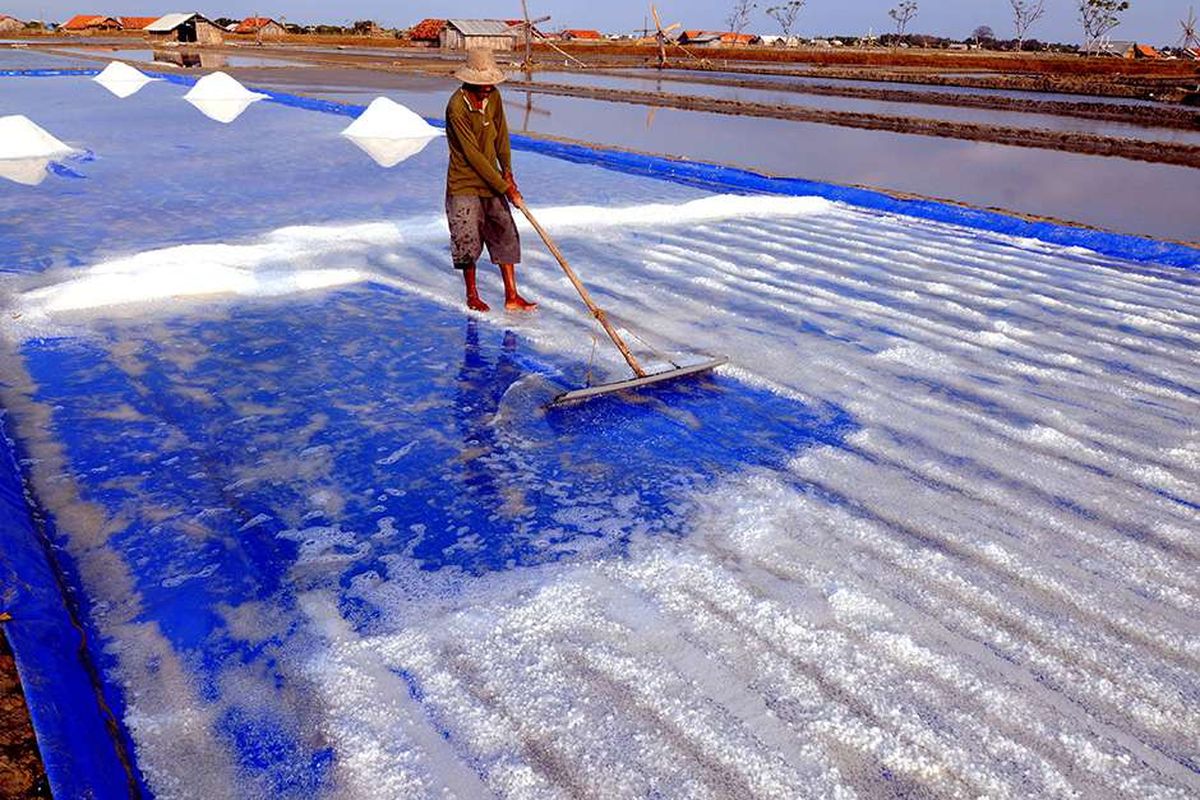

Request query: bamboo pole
[{"left": 513, "top": 199, "right": 647, "bottom": 378}]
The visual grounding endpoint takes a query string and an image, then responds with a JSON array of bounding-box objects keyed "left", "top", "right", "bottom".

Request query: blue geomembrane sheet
[{"left": 1, "top": 72, "right": 1198, "bottom": 799}]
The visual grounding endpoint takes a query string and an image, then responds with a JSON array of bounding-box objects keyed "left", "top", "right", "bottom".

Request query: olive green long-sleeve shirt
[{"left": 445, "top": 88, "right": 512, "bottom": 197}]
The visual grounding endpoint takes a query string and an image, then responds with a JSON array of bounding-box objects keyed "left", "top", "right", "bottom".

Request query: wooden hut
[
  {"left": 0, "top": 14, "right": 24, "bottom": 33},
  {"left": 440, "top": 19, "right": 516, "bottom": 51},
  {"left": 145, "top": 13, "right": 224, "bottom": 45}
]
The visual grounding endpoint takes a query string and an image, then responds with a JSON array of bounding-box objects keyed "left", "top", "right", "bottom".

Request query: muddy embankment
[
  {"left": 663, "top": 62, "right": 1200, "bottom": 103},
  {"left": 509, "top": 79, "right": 1200, "bottom": 168}
]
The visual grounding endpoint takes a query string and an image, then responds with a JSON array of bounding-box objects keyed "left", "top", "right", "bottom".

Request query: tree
[
  {"left": 1079, "top": 0, "right": 1130, "bottom": 54},
  {"left": 1010, "top": 0, "right": 1046, "bottom": 51},
  {"left": 727, "top": 0, "right": 757, "bottom": 37},
  {"left": 766, "top": 0, "right": 805, "bottom": 38},
  {"left": 889, "top": 1, "right": 918, "bottom": 40},
  {"left": 972, "top": 25, "right": 995, "bottom": 43}
]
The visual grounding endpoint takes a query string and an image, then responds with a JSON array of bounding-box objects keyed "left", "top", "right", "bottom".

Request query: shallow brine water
[
  {"left": 0, "top": 73, "right": 1198, "bottom": 799},
  {"left": 532, "top": 69, "right": 1200, "bottom": 145}
]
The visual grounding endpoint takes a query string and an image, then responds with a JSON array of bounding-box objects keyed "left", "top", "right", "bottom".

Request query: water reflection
[
  {"left": 343, "top": 135, "right": 438, "bottom": 167},
  {"left": 504, "top": 91, "right": 550, "bottom": 133},
  {"left": 0, "top": 157, "right": 51, "bottom": 186},
  {"left": 184, "top": 96, "right": 260, "bottom": 123},
  {"left": 153, "top": 49, "right": 228, "bottom": 69},
  {"left": 454, "top": 321, "right": 526, "bottom": 543}
]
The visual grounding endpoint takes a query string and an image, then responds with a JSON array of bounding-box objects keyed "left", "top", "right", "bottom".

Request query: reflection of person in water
[{"left": 451, "top": 320, "right": 526, "bottom": 569}]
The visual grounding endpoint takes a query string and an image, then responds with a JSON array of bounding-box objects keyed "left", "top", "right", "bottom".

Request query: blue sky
[{"left": 8, "top": 0, "right": 1189, "bottom": 44}]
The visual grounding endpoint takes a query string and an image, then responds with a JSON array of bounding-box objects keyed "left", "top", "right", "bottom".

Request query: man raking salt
[
  {"left": 445, "top": 49, "right": 537, "bottom": 313},
  {"left": 441, "top": 51, "right": 726, "bottom": 405}
]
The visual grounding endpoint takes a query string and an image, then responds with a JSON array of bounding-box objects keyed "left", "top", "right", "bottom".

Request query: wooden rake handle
[{"left": 513, "top": 198, "right": 648, "bottom": 378}]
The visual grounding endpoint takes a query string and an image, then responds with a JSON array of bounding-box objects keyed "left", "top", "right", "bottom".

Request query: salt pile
[
  {"left": 341, "top": 97, "right": 442, "bottom": 167},
  {"left": 182, "top": 71, "right": 268, "bottom": 123},
  {"left": 93, "top": 61, "right": 157, "bottom": 99},
  {"left": 0, "top": 115, "right": 77, "bottom": 186},
  {"left": 0, "top": 115, "right": 76, "bottom": 161}
]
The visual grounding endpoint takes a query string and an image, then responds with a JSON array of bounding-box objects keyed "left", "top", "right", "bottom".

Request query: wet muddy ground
[{"left": 0, "top": 635, "right": 49, "bottom": 799}]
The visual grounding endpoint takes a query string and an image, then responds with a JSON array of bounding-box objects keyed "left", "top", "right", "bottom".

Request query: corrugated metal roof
[
  {"left": 146, "top": 12, "right": 199, "bottom": 32},
  {"left": 446, "top": 19, "right": 515, "bottom": 37}
]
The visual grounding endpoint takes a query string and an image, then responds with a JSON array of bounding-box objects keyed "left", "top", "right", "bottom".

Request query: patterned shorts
[{"left": 445, "top": 193, "right": 522, "bottom": 269}]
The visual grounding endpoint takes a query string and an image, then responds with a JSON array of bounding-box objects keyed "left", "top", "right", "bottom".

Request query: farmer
[{"left": 445, "top": 48, "right": 537, "bottom": 313}]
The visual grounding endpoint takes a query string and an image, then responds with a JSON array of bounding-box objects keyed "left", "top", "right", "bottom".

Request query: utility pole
[{"left": 521, "top": 0, "right": 533, "bottom": 76}]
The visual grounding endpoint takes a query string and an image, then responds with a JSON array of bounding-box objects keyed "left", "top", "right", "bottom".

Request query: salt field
[{"left": 1, "top": 59, "right": 1199, "bottom": 800}]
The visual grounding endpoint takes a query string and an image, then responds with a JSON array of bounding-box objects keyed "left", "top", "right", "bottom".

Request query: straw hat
[{"left": 454, "top": 48, "right": 506, "bottom": 85}]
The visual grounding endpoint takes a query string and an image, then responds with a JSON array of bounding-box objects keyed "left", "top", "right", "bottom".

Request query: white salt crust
[{"left": 5, "top": 193, "right": 1199, "bottom": 799}]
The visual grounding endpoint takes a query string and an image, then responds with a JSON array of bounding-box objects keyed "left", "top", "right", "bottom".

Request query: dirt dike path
[
  {"left": 510, "top": 79, "right": 1200, "bottom": 168},
  {"left": 653, "top": 62, "right": 1198, "bottom": 103}
]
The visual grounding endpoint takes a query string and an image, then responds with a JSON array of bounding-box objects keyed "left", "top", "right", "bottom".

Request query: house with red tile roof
[
  {"left": 234, "top": 16, "right": 285, "bottom": 38},
  {"left": 118, "top": 16, "right": 158, "bottom": 30},
  {"left": 408, "top": 17, "right": 445, "bottom": 44},
  {"left": 61, "top": 14, "right": 121, "bottom": 32},
  {"left": 560, "top": 29, "right": 602, "bottom": 41},
  {"left": 1097, "top": 40, "right": 1162, "bottom": 59}
]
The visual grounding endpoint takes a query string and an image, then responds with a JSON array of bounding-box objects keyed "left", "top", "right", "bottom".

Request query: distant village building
[
  {"left": 0, "top": 13, "right": 23, "bottom": 32},
  {"left": 145, "top": 13, "right": 224, "bottom": 45},
  {"left": 679, "top": 30, "right": 760, "bottom": 46},
  {"left": 61, "top": 14, "right": 122, "bottom": 33},
  {"left": 678, "top": 30, "right": 719, "bottom": 45},
  {"left": 559, "top": 29, "right": 602, "bottom": 41},
  {"left": 759, "top": 34, "right": 802, "bottom": 47},
  {"left": 234, "top": 17, "right": 285, "bottom": 39},
  {"left": 1097, "top": 40, "right": 1161, "bottom": 58},
  {"left": 440, "top": 19, "right": 516, "bottom": 51},
  {"left": 408, "top": 17, "right": 446, "bottom": 46}
]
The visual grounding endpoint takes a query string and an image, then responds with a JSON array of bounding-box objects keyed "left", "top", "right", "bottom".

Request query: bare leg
[
  {"left": 462, "top": 265, "right": 490, "bottom": 312},
  {"left": 499, "top": 263, "right": 537, "bottom": 312}
]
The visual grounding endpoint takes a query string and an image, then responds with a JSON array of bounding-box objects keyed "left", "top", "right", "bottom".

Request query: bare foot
[
  {"left": 467, "top": 295, "right": 490, "bottom": 312},
  {"left": 504, "top": 295, "right": 538, "bottom": 312}
]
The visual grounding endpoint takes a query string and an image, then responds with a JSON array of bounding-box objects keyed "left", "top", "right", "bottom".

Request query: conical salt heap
[
  {"left": 341, "top": 97, "right": 442, "bottom": 167},
  {"left": 183, "top": 71, "right": 268, "bottom": 123},
  {"left": 0, "top": 115, "right": 78, "bottom": 186},
  {"left": 94, "top": 61, "right": 157, "bottom": 98}
]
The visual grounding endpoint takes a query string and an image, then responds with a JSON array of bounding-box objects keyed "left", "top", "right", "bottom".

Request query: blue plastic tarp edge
[
  {"left": 4, "top": 66, "right": 1194, "bottom": 270},
  {"left": 0, "top": 410, "right": 140, "bottom": 799}
]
